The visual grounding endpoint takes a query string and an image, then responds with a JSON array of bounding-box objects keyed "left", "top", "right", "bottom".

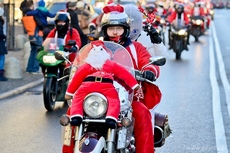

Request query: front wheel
[
  {"left": 43, "top": 77, "right": 57, "bottom": 111},
  {"left": 176, "top": 52, "right": 181, "bottom": 60},
  {"left": 195, "top": 35, "right": 199, "bottom": 42}
]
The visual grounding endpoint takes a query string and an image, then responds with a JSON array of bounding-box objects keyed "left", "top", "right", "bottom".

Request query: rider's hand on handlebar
[
  {"left": 70, "top": 117, "right": 82, "bottom": 126},
  {"left": 143, "top": 70, "right": 156, "bottom": 81},
  {"left": 69, "top": 46, "right": 78, "bottom": 53}
]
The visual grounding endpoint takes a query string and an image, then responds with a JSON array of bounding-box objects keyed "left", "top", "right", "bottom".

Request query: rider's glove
[
  {"left": 143, "top": 70, "right": 156, "bottom": 81},
  {"left": 70, "top": 117, "right": 82, "bottom": 126},
  {"left": 165, "top": 21, "right": 170, "bottom": 26},
  {"left": 69, "top": 46, "right": 78, "bottom": 53},
  {"left": 143, "top": 24, "right": 162, "bottom": 44},
  {"left": 105, "top": 118, "right": 116, "bottom": 129},
  {"left": 89, "top": 25, "right": 96, "bottom": 34}
]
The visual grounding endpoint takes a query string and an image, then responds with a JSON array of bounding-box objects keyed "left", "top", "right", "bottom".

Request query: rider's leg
[{"left": 132, "top": 101, "right": 154, "bottom": 153}]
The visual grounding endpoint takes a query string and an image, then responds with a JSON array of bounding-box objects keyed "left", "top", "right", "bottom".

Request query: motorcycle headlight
[
  {"left": 210, "top": 10, "right": 214, "bottom": 14},
  {"left": 43, "top": 55, "right": 57, "bottom": 63},
  {"left": 195, "top": 19, "right": 203, "bottom": 25},
  {"left": 178, "top": 29, "right": 186, "bottom": 35},
  {"left": 83, "top": 93, "right": 108, "bottom": 118}
]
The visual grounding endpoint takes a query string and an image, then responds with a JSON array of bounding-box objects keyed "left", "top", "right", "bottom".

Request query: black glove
[
  {"left": 143, "top": 70, "right": 156, "bottom": 81},
  {"left": 165, "top": 21, "right": 171, "bottom": 26},
  {"left": 70, "top": 117, "right": 82, "bottom": 126},
  {"left": 143, "top": 24, "right": 162, "bottom": 44},
  {"left": 105, "top": 118, "right": 117, "bottom": 129},
  {"left": 69, "top": 46, "right": 78, "bottom": 53},
  {"left": 89, "top": 25, "right": 96, "bottom": 34},
  {"left": 187, "top": 23, "right": 192, "bottom": 29}
]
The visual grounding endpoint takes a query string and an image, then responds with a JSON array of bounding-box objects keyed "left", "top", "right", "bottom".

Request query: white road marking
[
  {"left": 212, "top": 22, "right": 230, "bottom": 117},
  {"left": 210, "top": 22, "right": 228, "bottom": 153}
]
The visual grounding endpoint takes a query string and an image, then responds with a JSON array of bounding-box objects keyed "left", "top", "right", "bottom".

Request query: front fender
[{"left": 78, "top": 132, "right": 106, "bottom": 153}]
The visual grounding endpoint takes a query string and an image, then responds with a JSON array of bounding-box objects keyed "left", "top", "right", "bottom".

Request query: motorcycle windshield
[
  {"left": 42, "top": 38, "right": 65, "bottom": 53},
  {"left": 70, "top": 41, "right": 135, "bottom": 102}
]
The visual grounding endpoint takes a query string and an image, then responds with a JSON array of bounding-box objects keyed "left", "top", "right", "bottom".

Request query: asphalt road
[{"left": 0, "top": 9, "right": 230, "bottom": 153}]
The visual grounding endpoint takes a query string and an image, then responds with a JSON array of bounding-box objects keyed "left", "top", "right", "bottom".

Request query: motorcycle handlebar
[{"left": 134, "top": 70, "right": 156, "bottom": 85}]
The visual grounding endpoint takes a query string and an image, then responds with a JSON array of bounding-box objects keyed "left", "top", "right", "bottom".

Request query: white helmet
[{"left": 123, "top": 4, "right": 143, "bottom": 41}]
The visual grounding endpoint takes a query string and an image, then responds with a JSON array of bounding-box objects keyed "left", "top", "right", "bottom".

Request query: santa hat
[
  {"left": 90, "top": 40, "right": 106, "bottom": 49},
  {"left": 107, "top": 0, "right": 115, "bottom": 6},
  {"left": 103, "top": 4, "right": 124, "bottom": 14}
]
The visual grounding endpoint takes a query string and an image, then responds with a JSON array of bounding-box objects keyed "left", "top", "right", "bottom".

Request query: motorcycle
[
  {"left": 169, "top": 24, "right": 189, "bottom": 60},
  {"left": 59, "top": 41, "right": 170, "bottom": 153},
  {"left": 190, "top": 16, "right": 205, "bottom": 42},
  {"left": 36, "top": 38, "right": 76, "bottom": 111}
]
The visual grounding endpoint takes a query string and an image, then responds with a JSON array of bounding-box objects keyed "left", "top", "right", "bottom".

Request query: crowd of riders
[{"left": 16, "top": 0, "right": 214, "bottom": 152}]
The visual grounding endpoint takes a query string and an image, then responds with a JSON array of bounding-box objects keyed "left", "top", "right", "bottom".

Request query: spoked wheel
[{"left": 43, "top": 77, "right": 57, "bottom": 111}]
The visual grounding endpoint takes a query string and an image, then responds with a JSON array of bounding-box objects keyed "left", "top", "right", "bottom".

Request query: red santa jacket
[
  {"left": 46, "top": 27, "right": 82, "bottom": 62},
  {"left": 66, "top": 60, "right": 138, "bottom": 96},
  {"left": 190, "top": 7, "right": 205, "bottom": 16},
  {"left": 125, "top": 42, "right": 162, "bottom": 109},
  {"left": 126, "top": 42, "right": 160, "bottom": 78},
  {"left": 167, "top": 11, "right": 190, "bottom": 25}
]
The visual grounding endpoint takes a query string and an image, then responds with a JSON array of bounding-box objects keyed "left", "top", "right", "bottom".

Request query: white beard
[{"left": 85, "top": 45, "right": 111, "bottom": 70}]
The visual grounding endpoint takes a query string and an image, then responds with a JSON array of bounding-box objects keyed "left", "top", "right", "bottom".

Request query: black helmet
[
  {"left": 145, "top": 4, "right": 155, "bottom": 14},
  {"left": 54, "top": 12, "right": 70, "bottom": 25},
  {"left": 101, "top": 5, "right": 130, "bottom": 45},
  {"left": 54, "top": 12, "right": 70, "bottom": 32},
  {"left": 176, "top": 4, "right": 184, "bottom": 14}
]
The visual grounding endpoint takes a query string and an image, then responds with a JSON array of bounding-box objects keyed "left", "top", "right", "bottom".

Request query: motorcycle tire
[
  {"left": 195, "top": 36, "right": 199, "bottom": 42},
  {"left": 176, "top": 51, "right": 182, "bottom": 60},
  {"left": 43, "top": 77, "right": 57, "bottom": 111}
]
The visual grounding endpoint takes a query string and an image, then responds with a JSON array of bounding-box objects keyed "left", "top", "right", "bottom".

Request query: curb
[{"left": 0, "top": 78, "right": 44, "bottom": 100}]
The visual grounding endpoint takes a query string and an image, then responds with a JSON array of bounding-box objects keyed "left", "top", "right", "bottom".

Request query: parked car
[{"left": 46, "top": 1, "right": 98, "bottom": 30}]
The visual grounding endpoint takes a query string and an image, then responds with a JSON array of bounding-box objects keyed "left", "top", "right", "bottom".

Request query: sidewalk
[{"left": 0, "top": 24, "right": 43, "bottom": 100}]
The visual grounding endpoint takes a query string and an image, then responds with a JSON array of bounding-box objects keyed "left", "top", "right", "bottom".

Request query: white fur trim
[
  {"left": 152, "top": 42, "right": 168, "bottom": 58},
  {"left": 129, "top": 43, "right": 138, "bottom": 69},
  {"left": 88, "top": 22, "right": 96, "bottom": 28},
  {"left": 132, "top": 84, "right": 139, "bottom": 90},
  {"left": 70, "top": 115, "right": 83, "bottom": 120},
  {"left": 66, "top": 92, "right": 74, "bottom": 96}
]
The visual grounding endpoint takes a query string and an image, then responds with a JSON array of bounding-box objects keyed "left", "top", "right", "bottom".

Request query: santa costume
[{"left": 66, "top": 40, "right": 138, "bottom": 123}]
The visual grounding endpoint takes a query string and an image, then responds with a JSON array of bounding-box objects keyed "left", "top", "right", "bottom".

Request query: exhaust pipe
[{"left": 154, "top": 125, "right": 165, "bottom": 147}]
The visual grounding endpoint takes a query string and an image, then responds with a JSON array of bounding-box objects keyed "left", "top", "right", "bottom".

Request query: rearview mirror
[
  {"left": 149, "top": 56, "right": 166, "bottom": 66},
  {"left": 54, "top": 51, "right": 65, "bottom": 60}
]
